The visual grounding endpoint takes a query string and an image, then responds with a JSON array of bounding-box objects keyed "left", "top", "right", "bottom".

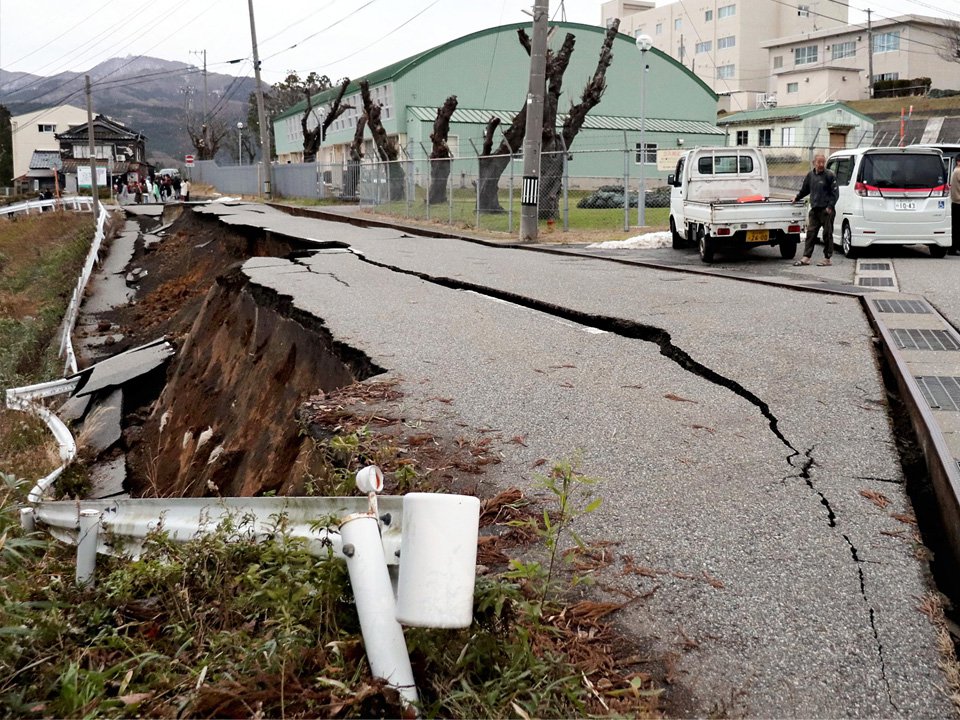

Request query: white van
[{"left": 825, "top": 147, "right": 951, "bottom": 258}]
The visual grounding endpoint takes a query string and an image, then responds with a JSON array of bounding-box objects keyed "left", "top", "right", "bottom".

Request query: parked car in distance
[
  {"left": 825, "top": 146, "right": 951, "bottom": 258},
  {"left": 157, "top": 168, "right": 181, "bottom": 180}
]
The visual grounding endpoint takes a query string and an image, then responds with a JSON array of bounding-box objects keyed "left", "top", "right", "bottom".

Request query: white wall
[{"left": 10, "top": 105, "right": 87, "bottom": 182}]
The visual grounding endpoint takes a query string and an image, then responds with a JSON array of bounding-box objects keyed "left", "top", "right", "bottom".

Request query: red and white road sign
[{"left": 185, "top": 154, "right": 195, "bottom": 167}]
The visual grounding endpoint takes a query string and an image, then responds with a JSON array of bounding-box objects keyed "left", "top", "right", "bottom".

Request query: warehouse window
[{"left": 635, "top": 142, "right": 658, "bottom": 164}]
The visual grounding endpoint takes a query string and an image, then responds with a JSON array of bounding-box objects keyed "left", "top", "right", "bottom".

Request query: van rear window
[
  {"left": 697, "top": 155, "right": 754, "bottom": 174},
  {"left": 860, "top": 154, "right": 945, "bottom": 189}
]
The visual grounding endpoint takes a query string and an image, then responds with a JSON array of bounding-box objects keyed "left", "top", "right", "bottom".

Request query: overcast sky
[{"left": 1, "top": 0, "right": 957, "bottom": 87}]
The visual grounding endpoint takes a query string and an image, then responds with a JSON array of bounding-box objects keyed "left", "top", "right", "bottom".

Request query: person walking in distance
[
  {"left": 792, "top": 153, "right": 839, "bottom": 266},
  {"left": 951, "top": 156, "right": 960, "bottom": 255}
]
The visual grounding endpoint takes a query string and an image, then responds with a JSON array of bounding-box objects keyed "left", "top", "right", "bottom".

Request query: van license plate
[
  {"left": 746, "top": 230, "right": 769, "bottom": 242},
  {"left": 894, "top": 200, "right": 917, "bottom": 211}
]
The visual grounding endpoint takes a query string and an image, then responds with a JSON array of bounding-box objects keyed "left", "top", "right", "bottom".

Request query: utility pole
[
  {"left": 866, "top": 9, "right": 874, "bottom": 99},
  {"left": 247, "top": 0, "right": 272, "bottom": 199},
  {"left": 191, "top": 49, "right": 208, "bottom": 157},
  {"left": 84, "top": 75, "right": 99, "bottom": 223},
  {"left": 519, "top": 0, "right": 549, "bottom": 242}
]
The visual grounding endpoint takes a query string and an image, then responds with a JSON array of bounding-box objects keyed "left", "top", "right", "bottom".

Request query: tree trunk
[
  {"left": 360, "top": 80, "right": 405, "bottom": 201},
  {"left": 429, "top": 95, "right": 458, "bottom": 204},
  {"left": 475, "top": 23, "right": 619, "bottom": 218},
  {"left": 303, "top": 79, "right": 351, "bottom": 162},
  {"left": 477, "top": 109, "right": 525, "bottom": 214},
  {"left": 343, "top": 116, "right": 366, "bottom": 200}
]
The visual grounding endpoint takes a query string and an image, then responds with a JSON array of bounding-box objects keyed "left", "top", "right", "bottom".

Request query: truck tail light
[
  {"left": 787, "top": 224, "right": 802, "bottom": 233},
  {"left": 716, "top": 227, "right": 732, "bottom": 236},
  {"left": 854, "top": 182, "right": 881, "bottom": 197}
]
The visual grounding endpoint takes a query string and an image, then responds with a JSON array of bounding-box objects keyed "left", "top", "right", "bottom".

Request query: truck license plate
[
  {"left": 746, "top": 230, "right": 769, "bottom": 242},
  {"left": 894, "top": 200, "right": 917, "bottom": 211}
]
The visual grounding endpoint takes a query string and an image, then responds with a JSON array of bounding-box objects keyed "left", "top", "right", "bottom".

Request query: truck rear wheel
[
  {"left": 698, "top": 227, "right": 716, "bottom": 263},
  {"left": 779, "top": 236, "right": 799, "bottom": 259},
  {"left": 670, "top": 217, "right": 685, "bottom": 248}
]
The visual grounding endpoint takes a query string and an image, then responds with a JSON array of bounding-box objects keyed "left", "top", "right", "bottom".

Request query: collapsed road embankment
[{"left": 68, "top": 202, "right": 956, "bottom": 717}]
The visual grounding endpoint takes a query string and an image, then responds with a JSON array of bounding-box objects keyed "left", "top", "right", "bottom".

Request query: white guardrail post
[{"left": 20, "top": 463, "right": 481, "bottom": 714}]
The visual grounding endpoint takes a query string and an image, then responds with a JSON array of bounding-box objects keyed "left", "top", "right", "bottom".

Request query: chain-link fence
[{"left": 197, "top": 133, "right": 890, "bottom": 235}]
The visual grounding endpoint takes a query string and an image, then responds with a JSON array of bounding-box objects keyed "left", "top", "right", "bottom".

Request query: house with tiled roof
[{"left": 55, "top": 114, "right": 150, "bottom": 193}]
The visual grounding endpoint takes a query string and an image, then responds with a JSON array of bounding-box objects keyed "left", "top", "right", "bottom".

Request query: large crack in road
[{"left": 335, "top": 246, "right": 897, "bottom": 709}]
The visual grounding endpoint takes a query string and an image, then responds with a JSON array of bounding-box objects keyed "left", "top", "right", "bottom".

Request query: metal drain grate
[
  {"left": 915, "top": 376, "right": 960, "bottom": 411},
  {"left": 858, "top": 277, "right": 894, "bottom": 287},
  {"left": 892, "top": 328, "right": 960, "bottom": 351},
  {"left": 874, "top": 299, "right": 929, "bottom": 314},
  {"left": 860, "top": 262, "right": 891, "bottom": 271}
]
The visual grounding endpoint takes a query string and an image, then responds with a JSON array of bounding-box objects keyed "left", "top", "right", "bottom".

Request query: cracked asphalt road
[{"left": 198, "top": 203, "right": 953, "bottom": 716}]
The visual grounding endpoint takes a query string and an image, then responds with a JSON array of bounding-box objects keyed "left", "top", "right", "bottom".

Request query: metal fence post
[
  {"left": 419, "top": 142, "right": 431, "bottom": 222},
  {"left": 560, "top": 135, "right": 569, "bottom": 232},
  {"left": 502, "top": 133, "right": 514, "bottom": 234},
  {"left": 448, "top": 158, "right": 454, "bottom": 226},
  {"left": 623, "top": 132, "right": 630, "bottom": 232}
]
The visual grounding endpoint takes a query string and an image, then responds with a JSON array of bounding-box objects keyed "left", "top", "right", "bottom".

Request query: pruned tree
[
  {"left": 302, "top": 78, "right": 352, "bottom": 162},
  {"left": 477, "top": 19, "right": 621, "bottom": 216},
  {"left": 360, "top": 79, "right": 404, "bottom": 201},
  {"left": 343, "top": 115, "right": 367, "bottom": 200},
  {"left": 186, "top": 115, "right": 231, "bottom": 160},
  {"left": 428, "top": 95, "right": 458, "bottom": 204},
  {"left": 937, "top": 19, "right": 960, "bottom": 64},
  {"left": 247, "top": 71, "right": 334, "bottom": 159}
]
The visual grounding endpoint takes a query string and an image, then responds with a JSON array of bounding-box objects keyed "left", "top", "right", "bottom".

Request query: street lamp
[
  {"left": 237, "top": 122, "right": 244, "bottom": 165},
  {"left": 635, "top": 34, "right": 653, "bottom": 228}
]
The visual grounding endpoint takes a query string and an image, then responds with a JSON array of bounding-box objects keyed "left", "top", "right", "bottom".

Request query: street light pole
[
  {"left": 636, "top": 34, "right": 652, "bottom": 228},
  {"left": 316, "top": 107, "right": 325, "bottom": 199},
  {"left": 519, "top": 0, "right": 550, "bottom": 242},
  {"left": 238, "top": 122, "right": 244, "bottom": 165}
]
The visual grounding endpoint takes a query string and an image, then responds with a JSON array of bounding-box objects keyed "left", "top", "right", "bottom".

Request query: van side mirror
[{"left": 667, "top": 174, "right": 676, "bottom": 186}]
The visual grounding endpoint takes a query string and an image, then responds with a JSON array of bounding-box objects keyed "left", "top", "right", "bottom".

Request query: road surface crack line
[
  {"left": 289, "top": 256, "right": 351, "bottom": 287},
  {"left": 349, "top": 250, "right": 795, "bottom": 451},
  {"left": 346, "top": 251, "right": 897, "bottom": 696},
  {"left": 845, "top": 534, "right": 897, "bottom": 711}
]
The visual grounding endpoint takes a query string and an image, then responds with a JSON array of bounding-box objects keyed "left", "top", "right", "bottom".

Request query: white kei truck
[{"left": 667, "top": 147, "right": 807, "bottom": 263}]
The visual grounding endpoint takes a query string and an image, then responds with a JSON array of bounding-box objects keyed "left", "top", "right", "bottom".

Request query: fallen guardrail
[{"left": 19, "top": 468, "right": 481, "bottom": 713}]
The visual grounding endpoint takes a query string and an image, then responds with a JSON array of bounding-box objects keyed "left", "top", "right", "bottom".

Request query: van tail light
[
  {"left": 787, "top": 224, "right": 802, "bottom": 233},
  {"left": 854, "top": 182, "right": 881, "bottom": 197},
  {"left": 933, "top": 184, "right": 949, "bottom": 197},
  {"left": 716, "top": 227, "right": 732, "bottom": 236}
]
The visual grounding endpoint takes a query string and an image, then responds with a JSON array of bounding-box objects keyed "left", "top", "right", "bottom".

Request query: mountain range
[{"left": 0, "top": 56, "right": 256, "bottom": 166}]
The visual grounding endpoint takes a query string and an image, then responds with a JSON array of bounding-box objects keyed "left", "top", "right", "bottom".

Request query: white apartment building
[
  {"left": 9, "top": 104, "right": 88, "bottom": 183},
  {"left": 762, "top": 15, "right": 957, "bottom": 105},
  {"left": 602, "top": 0, "right": 849, "bottom": 111}
]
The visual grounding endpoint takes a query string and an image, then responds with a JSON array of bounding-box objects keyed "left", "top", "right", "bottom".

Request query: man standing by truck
[{"left": 793, "top": 153, "right": 839, "bottom": 266}]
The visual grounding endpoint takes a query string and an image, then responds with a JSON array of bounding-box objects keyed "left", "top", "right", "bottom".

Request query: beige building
[
  {"left": 762, "top": 15, "right": 958, "bottom": 105},
  {"left": 10, "top": 104, "right": 88, "bottom": 183},
  {"left": 601, "top": 0, "right": 849, "bottom": 112}
]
